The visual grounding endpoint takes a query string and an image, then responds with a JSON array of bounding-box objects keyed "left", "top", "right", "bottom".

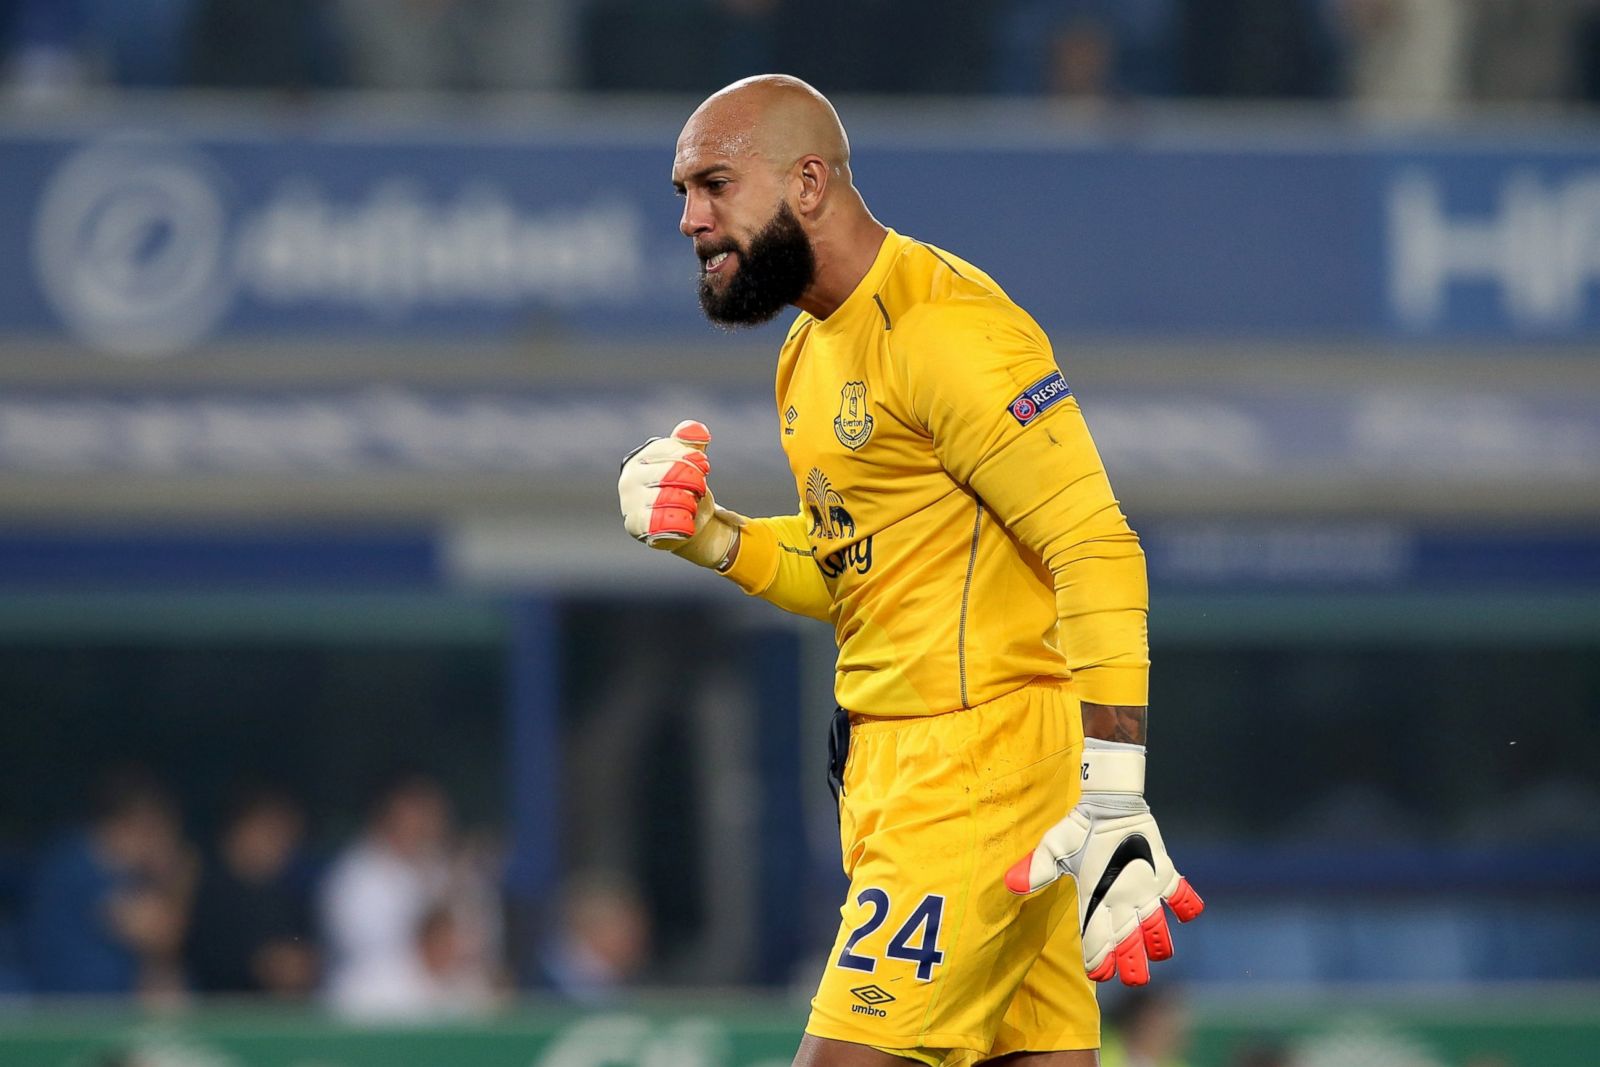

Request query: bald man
[{"left": 619, "top": 76, "right": 1202, "bottom": 1067}]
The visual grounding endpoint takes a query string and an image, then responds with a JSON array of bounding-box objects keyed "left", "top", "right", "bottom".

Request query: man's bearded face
[{"left": 696, "top": 200, "right": 816, "bottom": 328}]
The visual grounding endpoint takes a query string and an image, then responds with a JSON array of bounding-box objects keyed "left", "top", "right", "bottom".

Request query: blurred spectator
[
  {"left": 1583, "top": 11, "right": 1600, "bottom": 102},
  {"left": 4, "top": 0, "right": 91, "bottom": 99},
  {"left": 474, "top": 0, "right": 580, "bottom": 91},
  {"left": 770, "top": 0, "right": 991, "bottom": 94},
  {"left": 534, "top": 871, "right": 651, "bottom": 1003},
  {"left": 0, "top": 845, "right": 25, "bottom": 994},
  {"left": 581, "top": 0, "right": 726, "bottom": 92},
  {"left": 81, "top": 0, "right": 194, "bottom": 87},
  {"left": 321, "top": 772, "right": 451, "bottom": 1006},
  {"left": 321, "top": 771, "right": 504, "bottom": 1017},
  {"left": 23, "top": 765, "right": 194, "bottom": 998},
  {"left": 4, "top": 0, "right": 194, "bottom": 97},
  {"left": 3, "top": 0, "right": 1600, "bottom": 104},
  {"left": 1332, "top": 0, "right": 1471, "bottom": 116},
  {"left": 582, "top": 1, "right": 989, "bottom": 96},
  {"left": 714, "top": 0, "right": 779, "bottom": 87},
  {"left": 337, "top": 0, "right": 577, "bottom": 92},
  {"left": 332, "top": 903, "right": 497, "bottom": 1018},
  {"left": 337, "top": 0, "right": 489, "bottom": 91},
  {"left": 581, "top": 0, "right": 783, "bottom": 94},
  {"left": 185, "top": 786, "right": 318, "bottom": 998},
  {"left": 1177, "top": 0, "right": 1338, "bottom": 98},
  {"left": 446, "top": 829, "right": 509, "bottom": 999},
  {"left": 1100, "top": 986, "right": 1193, "bottom": 1067},
  {"left": 185, "top": 0, "right": 345, "bottom": 90},
  {"left": 994, "top": 0, "right": 1178, "bottom": 99},
  {"left": 1468, "top": 0, "right": 1600, "bottom": 103}
]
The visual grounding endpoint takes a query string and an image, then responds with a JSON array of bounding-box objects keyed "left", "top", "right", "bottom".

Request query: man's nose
[{"left": 680, "top": 193, "right": 712, "bottom": 238}]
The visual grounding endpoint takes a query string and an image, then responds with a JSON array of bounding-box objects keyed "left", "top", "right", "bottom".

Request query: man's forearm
[
  {"left": 717, "top": 514, "right": 834, "bottom": 622},
  {"left": 1081, "top": 702, "right": 1147, "bottom": 745}
]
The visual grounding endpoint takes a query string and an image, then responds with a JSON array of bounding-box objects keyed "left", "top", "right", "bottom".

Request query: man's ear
[{"left": 794, "top": 155, "right": 830, "bottom": 216}]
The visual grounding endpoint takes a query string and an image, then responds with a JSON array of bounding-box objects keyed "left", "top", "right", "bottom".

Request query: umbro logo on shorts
[{"left": 850, "top": 984, "right": 895, "bottom": 1017}]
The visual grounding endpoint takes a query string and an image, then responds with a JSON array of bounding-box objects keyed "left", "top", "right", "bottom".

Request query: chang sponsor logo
[
  {"left": 33, "top": 139, "right": 646, "bottom": 357},
  {"left": 806, "top": 467, "right": 873, "bottom": 578}
]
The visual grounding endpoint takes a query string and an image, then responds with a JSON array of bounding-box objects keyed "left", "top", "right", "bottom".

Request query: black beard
[{"left": 697, "top": 201, "right": 816, "bottom": 327}]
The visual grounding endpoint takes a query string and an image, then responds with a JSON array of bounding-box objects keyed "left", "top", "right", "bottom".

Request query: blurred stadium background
[{"left": 1, "top": 1, "right": 1599, "bottom": 1066}]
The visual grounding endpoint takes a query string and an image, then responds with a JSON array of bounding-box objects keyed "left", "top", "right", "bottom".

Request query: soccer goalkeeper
[{"left": 618, "top": 75, "right": 1202, "bottom": 1067}]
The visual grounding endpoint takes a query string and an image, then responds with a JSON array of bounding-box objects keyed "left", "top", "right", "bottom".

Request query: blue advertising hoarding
[
  {"left": 0, "top": 381, "right": 1593, "bottom": 487},
  {"left": 4, "top": 114, "right": 1600, "bottom": 354}
]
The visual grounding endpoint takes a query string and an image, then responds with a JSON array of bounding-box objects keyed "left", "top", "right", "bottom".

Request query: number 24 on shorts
[{"left": 836, "top": 889, "right": 946, "bottom": 981}]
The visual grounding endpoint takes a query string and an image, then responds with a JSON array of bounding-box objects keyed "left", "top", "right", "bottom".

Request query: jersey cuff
[
  {"left": 1070, "top": 663, "right": 1149, "bottom": 708},
  {"left": 719, "top": 520, "right": 781, "bottom": 596}
]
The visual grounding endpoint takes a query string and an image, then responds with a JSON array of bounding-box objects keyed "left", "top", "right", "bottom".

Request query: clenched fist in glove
[
  {"left": 1005, "top": 738, "right": 1203, "bottom": 986},
  {"left": 618, "top": 420, "right": 747, "bottom": 570}
]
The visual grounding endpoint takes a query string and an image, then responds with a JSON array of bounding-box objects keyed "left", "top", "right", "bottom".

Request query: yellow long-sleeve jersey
[{"left": 721, "top": 230, "right": 1148, "bottom": 717}]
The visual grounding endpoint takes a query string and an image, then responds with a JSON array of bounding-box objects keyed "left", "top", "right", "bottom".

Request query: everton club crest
[{"left": 833, "top": 381, "right": 874, "bottom": 451}]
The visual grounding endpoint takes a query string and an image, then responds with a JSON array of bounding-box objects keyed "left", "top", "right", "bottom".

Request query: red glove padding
[{"left": 618, "top": 420, "right": 713, "bottom": 546}]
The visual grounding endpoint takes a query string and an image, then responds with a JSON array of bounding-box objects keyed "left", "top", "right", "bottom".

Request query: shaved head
[
  {"left": 672, "top": 75, "right": 885, "bottom": 325},
  {"left": 676, "top": 74, "right": 852, "bottom": 188}
]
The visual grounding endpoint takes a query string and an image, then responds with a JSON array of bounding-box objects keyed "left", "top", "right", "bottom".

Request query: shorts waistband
[
  {"left": 844, "top": 677, "right": 1072, "bottom": 732},
  {"left": 846, "top": 708, "right": 958, "bottom": 734}
]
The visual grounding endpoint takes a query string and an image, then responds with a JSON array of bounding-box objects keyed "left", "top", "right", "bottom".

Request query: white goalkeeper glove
[
  {"left": 618, "top": 419, "right": 746, "bottom": 570},
  {"left": 1005, "top": 738, "right": 1204, "bottom": 986}
]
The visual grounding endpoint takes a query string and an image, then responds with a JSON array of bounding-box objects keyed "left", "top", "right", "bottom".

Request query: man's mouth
[{"left": 703, "top": 251, "right": 734, "bottom": 275}]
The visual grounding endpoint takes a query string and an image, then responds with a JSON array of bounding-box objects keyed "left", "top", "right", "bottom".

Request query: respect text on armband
[{"left": 1007, "top": 370, "right": 1072, "bottom": 425}]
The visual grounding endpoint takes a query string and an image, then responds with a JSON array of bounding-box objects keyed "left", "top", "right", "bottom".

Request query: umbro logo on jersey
[
  {"left": 785, "top": 405, "right": 799, "bottom": 435},
  {"left": 850, "top": 984, "right": 895, "bottom": 1017},
  {"left": 1008, "top": 370, "right": 1072, "bottom": 425}
]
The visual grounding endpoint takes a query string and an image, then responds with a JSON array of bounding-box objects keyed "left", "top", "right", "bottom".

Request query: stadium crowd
[
  {"left": 0, "top": 765, "right": 651, "bottom": 1014},
  {"left": 0, "top": 0, "right": 1597, "bottom": 110}
]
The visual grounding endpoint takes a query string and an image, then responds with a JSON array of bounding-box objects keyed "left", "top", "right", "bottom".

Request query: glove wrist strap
[
  {"left": 1081, "top": 737, "right": 1146, "bottom": 795},
  {"left": 713, "top": 526, "right": 740, "bottom": 572}
]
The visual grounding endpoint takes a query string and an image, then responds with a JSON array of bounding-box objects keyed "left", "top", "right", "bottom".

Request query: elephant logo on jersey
[
  {"left": 833, "top": 381, "right": 874, "bottom": 450},
  {"left": 806, "top": 468, "right": 855, "bottom": 540},
  {"left": 806, "top": 467, "right": 873, "bottom": 578}
]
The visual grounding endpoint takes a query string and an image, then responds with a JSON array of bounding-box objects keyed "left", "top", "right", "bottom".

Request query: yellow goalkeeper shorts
[{"left": 805, "top": 679, "right": 1098, "bottom": 1067}]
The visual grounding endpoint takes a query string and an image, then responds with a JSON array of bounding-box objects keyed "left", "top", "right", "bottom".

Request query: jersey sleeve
[
  {"left": 898, "top": 301, "right": 1149, "bottom": 706},
  {"left": 719, "top": 511, "right": 834, "bottom": 623}
]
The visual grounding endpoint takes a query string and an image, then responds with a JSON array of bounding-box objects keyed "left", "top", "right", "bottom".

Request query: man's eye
[{"left": 708, "top": 180, "right": 730, "bottom": 192}]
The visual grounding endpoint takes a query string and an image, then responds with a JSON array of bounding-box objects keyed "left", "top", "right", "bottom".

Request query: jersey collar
[{"left": 812, "top": 229, "right": 908, "bottom": 335}]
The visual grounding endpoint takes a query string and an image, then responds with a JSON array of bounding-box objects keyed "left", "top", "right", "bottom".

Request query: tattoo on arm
[{"left": 1080, "top": 703, "right": 1147, "bottom": 746}]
